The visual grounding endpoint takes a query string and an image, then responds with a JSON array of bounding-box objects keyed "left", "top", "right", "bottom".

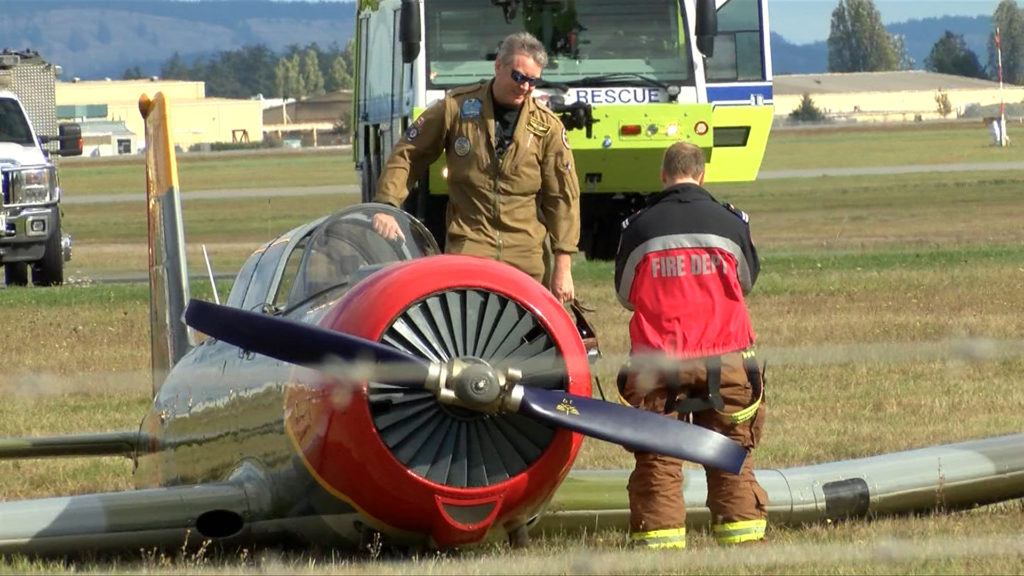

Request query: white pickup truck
[{"left": 0, "top": 50, "right": 82, "bottom": 287}]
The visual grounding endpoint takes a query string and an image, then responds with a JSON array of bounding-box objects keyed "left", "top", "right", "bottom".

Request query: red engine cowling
[{"left": 284, "top": 255, "right": 590, "bottom": 547}]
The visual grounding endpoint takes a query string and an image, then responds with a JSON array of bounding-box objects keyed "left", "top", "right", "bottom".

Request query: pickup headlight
[{"left": 4, "top": 166, "right": 58, "bottom": 205}]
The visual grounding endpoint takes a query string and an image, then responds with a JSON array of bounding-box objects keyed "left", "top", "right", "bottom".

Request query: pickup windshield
[
  {"left": 0, "top": 98, "right": 35, "bottom": 146},
  {"left": 425, "top": 0, "right": 691, "bottom": 88}
]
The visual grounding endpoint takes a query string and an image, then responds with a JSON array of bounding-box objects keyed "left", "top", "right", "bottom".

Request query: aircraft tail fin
[{"left": 140, "top": 93, "right": 193, "bottom": 396}]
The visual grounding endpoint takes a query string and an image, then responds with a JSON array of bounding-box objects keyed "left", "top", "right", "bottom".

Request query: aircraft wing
[
  {"left": 0, "top": 432, "right": 140, "bottom": 459},
  {"left": 0, "top": 481, "right": 257, "bottom": 556}
]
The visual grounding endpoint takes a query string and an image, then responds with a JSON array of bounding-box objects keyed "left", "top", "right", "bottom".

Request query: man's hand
[
  {"left": 372, "top": 212, "right": 405, "bottom": 241},
  {"left": 550, "top": 251, "right": 575, "bottom": 303}
]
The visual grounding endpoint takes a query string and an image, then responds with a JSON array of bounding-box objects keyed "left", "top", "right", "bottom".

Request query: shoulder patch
[
  {"left": 526, "top": 115, "right": 550, "bottom": 136},
  {"left": 723, "top": 202, "right": 750, "bottom": 224}
]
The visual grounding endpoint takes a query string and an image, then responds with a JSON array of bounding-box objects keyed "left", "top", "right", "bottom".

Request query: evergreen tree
[
  {"left": 121, "top": 65, "right": 145, "bottom": 80},
  {"left": 926, "top": 31, "right": 986, "bottom": 78},
  {"left": 326, "top": 54, "right": 351, "bottom": 92},
  {"left": 789, "top": 93, "right": 826, "bottom": 122},
  {"left": 160, "top": 52, "right": 189, "bottom": 80},
  {"left": 275, "top": 55, "right": 302, "bottom": 99},
  {"left": 300, "top": 49, "right": 326, "bottom": 97},
  {"left": 988, "top": 0, "right": 1024, "bottom": 84},
  {"left": 827, "top": 0, "right": 900, "bottom": 72}
]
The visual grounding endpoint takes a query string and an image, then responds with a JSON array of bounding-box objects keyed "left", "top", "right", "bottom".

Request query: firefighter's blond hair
[
  {"left": 497, "top": 32, "right": 549, "bottom": 69},
  {"left": 662, "top": 141, "right": 706, "bottom": 181}
]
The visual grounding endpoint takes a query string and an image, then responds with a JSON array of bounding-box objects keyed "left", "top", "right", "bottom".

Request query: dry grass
[{"left": 2, "top": 125, "right": 1024, "bottom": 572}]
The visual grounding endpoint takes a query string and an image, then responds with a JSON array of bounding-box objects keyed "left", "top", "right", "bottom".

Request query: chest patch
[
  {"left": 461, "top": 98, "right": 482, "bottom": 119},
  {"left": 454, "top": 136, "right": 472, "bottom": 157}
]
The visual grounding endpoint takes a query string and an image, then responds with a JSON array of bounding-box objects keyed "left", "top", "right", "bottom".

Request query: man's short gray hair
[{"left": 497, "top": 32, "right": 548, "bottom": 69}]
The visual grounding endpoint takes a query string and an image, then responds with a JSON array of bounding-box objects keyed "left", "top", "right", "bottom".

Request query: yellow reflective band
[
  {"left": 718, "top": 349, "right": 763, "bottom": 424},
  {"left": 631, "top": 527, "right": 686, "bottom": 549},
  {"left": 615, "top": 389, "right": 632, "bottom": 407},
  {"left": 713, "top": 519, "right": 766, "bottom": 545},
  {"left": 726, "top": 395, "right": 761, "bottom": 424}
]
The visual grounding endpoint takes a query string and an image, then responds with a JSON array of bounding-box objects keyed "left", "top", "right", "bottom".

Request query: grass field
[{"left": 1, "top": 121, "right": 1023, "bottom": 573}]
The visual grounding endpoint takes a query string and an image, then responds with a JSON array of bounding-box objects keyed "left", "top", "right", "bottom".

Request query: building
[
  {"left": 79, "top": 119, "right": 137, "bottom": 157},
  {"left": 56, "top": 78, "right": 263, "bottom": 153},
  {"left": 262, "top": 90, "right": 352, "bottom": 147},
  {"left": 774, "top": 71, "right": 1024, "bottom": 123}
]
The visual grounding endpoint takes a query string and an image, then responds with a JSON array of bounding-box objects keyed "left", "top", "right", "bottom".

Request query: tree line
[
  {"left": 123, "top": 41, "right": 356, "bottom": 100},
  {"left": 828, "top": 0, "right": 1024, "bottom": 84}
]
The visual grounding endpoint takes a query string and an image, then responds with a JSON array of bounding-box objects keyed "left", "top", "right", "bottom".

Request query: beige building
[
  {"left": 262, "top": 90, "right": 352, "bottom": 147},
  {"left": 56, "top": 78, "right": 263, "bottom": 151},
  {"left": 774, "top": 71, "right": 1024, "bottom": 123}
]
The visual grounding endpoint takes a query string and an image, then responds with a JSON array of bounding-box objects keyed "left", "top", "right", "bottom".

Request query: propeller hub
[
  {"left": 426, "top": 357, "right": 516, "bottom": 414},
  {"left": 453, "top": 362, "right": 501, "bottom": 408}
]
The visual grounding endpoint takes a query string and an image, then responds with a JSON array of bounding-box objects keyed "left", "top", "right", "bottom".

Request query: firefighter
[
  {"left": 613, "top": 141, "right": 768, "bottom": 549},
  {"left": 371, "top": 32, "right": 581, "bottom": 303}
]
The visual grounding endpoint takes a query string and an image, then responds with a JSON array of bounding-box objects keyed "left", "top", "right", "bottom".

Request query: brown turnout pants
[{"left": 619, "top": 351, "right": 768, "bottom": 541}]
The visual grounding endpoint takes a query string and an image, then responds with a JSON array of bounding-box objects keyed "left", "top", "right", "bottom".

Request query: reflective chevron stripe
[
  {"left": 630, "top": 527, "right": 687, "bottom": 549},
  {"left": 713, "top": 519, "right": 766, "bottom": 544}
]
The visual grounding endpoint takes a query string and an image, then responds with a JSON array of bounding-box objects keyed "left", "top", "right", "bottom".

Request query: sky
[
  {"left": 267, "top": 0, "right": 1003, "bottom": 45},
  {"left": 768, "top": 0, "right": 1001, "bottom": 44}
]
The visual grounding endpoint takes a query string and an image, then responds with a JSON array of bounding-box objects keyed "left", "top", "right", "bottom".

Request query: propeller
[{"left": 184, "top": 299, "right": 747, "bottom": 474}]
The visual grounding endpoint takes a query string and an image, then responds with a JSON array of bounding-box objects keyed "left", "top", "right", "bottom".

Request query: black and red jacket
[{"left": 614, "top": 183, "right": 759, "bottom": 358}]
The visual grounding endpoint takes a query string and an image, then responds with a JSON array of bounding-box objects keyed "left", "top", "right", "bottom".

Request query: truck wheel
[
  {"left": 32, "top": 225, "right": 64, "bottom": 286},
  {"left": 4, "top": 263, "right": 28, "bottom": 286}
]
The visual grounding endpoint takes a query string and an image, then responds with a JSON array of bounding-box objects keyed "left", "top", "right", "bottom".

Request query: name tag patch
[{"left": 461, "top": 98, "right": 482, "bottom": 119}]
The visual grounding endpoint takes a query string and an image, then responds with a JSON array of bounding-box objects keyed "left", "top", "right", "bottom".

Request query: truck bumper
[{"left": 0, "top": 205, "right": 59, "bottom": 264}]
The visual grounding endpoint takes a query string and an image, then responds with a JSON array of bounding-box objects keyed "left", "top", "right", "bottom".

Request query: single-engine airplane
[
  {"left": 1, "top": 93, "right": 1023, "bottom": 558},
  {"left": 0, "top": 93, "right": 745, "bottom": 555}
]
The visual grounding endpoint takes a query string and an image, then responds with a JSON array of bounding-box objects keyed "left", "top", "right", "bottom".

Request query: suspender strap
[
  {"left": 663, "top": 368, "right": 681, "bottom": 414},
  {"left": 676, "top": 355, "right": 724, "bottom": 414},
  {"left": 722, "top": 350, "right": 764, "bottom": 424}
]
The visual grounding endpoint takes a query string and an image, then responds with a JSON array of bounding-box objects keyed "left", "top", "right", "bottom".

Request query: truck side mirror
[
  {"left": 399, "top": 0, "right": 421, "bottom": 64},
  {"left": 694, "top": 0, "right": 718, "bottom": 58},
  {"left": 58, "top": 123, "right": 83, "bottom": 157}
]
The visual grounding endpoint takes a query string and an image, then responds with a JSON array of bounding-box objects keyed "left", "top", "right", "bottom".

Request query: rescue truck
[
  {"left": 0, "top": 50, "right": 82, "bottom": 286},
  {"left": 352, "top": 0, "right": 774, "bottom": 259}
]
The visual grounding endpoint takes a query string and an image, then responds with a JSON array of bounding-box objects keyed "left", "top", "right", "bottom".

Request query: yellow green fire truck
[{"left": 353, "top": 0, "right": 773, "bottom": 259}]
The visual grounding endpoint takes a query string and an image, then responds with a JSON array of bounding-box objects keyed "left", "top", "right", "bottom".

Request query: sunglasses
[{"left": 510, "top": 68, "right": 541, "bottom": 87}]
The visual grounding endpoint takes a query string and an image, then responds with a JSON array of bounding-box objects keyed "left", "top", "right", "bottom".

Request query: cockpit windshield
[
  {"left": 425, "top": 0, "right": 689, "bottom": 88},
  {"left": 286, "top": 204, "right": 440, "bottom": 308}
]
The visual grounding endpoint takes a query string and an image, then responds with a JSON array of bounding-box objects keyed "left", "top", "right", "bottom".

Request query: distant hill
[
  {"left": 771, "top": 34, "right": 827, "bottom": 75},
  {"left": 772, "top": 15, "right": 994, "bottom": 76},
  {"left": 888, "top": 15, "right": 993, "bottom": 71},
  {"left": 0, "top": 2, "right": 995, "bottom": 83},
  {"left": 0, "top": 0, "right": 356, "bottom": 80}
]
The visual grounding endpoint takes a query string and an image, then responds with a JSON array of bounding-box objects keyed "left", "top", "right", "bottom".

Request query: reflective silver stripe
[
  {"left": 631, "top": 527, "right": 686, "bottom": 549},
  {"left": 713, "top": 519, "right": 766, "bottom": 544},
  {"left": 617, "top": 233, "right": 750, "bottom": 309}
]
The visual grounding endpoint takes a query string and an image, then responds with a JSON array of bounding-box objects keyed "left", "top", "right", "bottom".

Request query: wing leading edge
[{"left": 0, "top": 480, "right": 259, "bottom": 556}]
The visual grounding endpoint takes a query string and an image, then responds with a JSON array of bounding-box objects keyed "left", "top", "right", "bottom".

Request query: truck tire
[
  {"left": 4, "top": 263, "right": 28, "bottom": 286},
  {"left": 32, "top": 221, "right": 64, "bottom": 286}
]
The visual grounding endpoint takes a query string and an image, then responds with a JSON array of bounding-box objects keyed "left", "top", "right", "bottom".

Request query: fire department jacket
[
  {"left": 374, "top": 80, "right": 581, "bottom": 281},
  {"left": 614, "top": 183, "right": 760, "bottom": 358}
]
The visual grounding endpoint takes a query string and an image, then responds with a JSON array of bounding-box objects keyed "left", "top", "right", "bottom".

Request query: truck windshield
[
  {"left": 425, "top": 0, "right": 690, "bottom": 88},
  {"left": 0, "top": 98, "right": 35, "bottom": 146}
]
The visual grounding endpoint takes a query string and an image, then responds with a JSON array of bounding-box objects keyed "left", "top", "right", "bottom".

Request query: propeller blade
[
  {"left": 517, "top": 387, "right": 747, "bottom": 474},
  {"left": 184, "top": 299, "right": 430, "bottom": 387}
]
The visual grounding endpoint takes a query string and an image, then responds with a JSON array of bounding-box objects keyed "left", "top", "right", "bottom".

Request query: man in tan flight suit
[{"left": 371, "top": 32, "right": 581, "bottom": 303}]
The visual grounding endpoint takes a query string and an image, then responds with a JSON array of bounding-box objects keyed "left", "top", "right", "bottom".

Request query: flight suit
[{"left": 375, "top": 80, "right": 580, "bottom": 281}]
